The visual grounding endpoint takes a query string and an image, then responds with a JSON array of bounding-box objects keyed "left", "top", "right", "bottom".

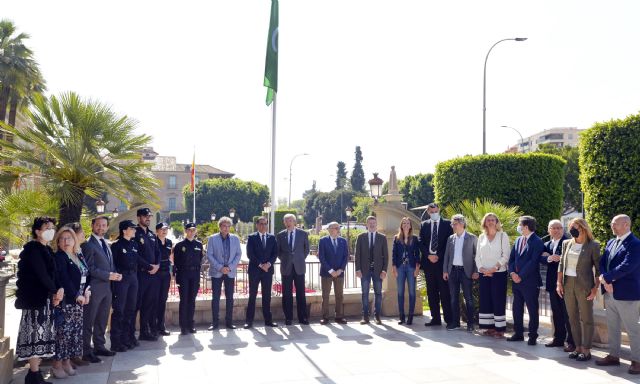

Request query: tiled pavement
[{"left": 12, "top": 317, "right": 640, "bottom": 384}]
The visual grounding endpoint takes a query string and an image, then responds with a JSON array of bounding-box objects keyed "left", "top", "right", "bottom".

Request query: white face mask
[
  {"left": 430, "top": 213, "right": 440, "bottom": 222},
  {"left": 42, "top": 228, "right": 56, "bottom": 242}
]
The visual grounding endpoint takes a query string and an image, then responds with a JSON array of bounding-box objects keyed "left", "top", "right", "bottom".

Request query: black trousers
[
  {"left": 111, "top": 272, "right": 138, "bottom": 347},
  {"left": 155, "top": 270, "right": 171, "bottom": 331},
  {"left": 423, "top": 260, "right": 452, "bottom": 324},
  {"left": 245, "top": 271, "right": 273, "bottom": 324},
  {"left": 137, "top": 273, "right": 159, "bottom": 336},
  {"left": 177, "top": 273, "right": 200, "bottom": 329},
  {"left": 211, "top": 275, "right": 234, "bottom": 325},
  {"left": 282, "top": 269, "right": 307, "bottom": 322},
  {"left": 548, "top": 289, "right": 574, "bottom": 345}
]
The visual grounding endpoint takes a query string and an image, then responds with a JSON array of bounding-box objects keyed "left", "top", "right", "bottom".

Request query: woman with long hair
[{"left": 391, "top": 217, "right": 421, "bottom": 325}]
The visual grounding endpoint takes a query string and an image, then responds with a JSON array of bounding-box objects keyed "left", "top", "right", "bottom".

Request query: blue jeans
[
  {"left": 397, "top": 263, "right": 416, "bottom": 316},
  {"left": 449, "top": 266, "right": 474, "bottom": 327},
  {"left": 361, "top": 272, "right": 382, "bottom": 316}
]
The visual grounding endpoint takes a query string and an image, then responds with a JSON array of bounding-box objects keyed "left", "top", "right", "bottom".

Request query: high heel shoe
[{"left": 50, "top": 366, "right": 68, "bottom": 379}]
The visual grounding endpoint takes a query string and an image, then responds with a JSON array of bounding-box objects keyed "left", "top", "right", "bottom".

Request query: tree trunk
[
  {"left": 58, "top": 189, "right": 85, "bottom": 227},
  {"left": 8, "top": 95, "right": 19, "bottom": 127},
  {"left": 0, "top": 85, "right": 10, "bottom": 123}
]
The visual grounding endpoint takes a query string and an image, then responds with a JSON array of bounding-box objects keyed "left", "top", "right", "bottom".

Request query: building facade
[{"left": 505, "top": 127, "right": 582, "bottom": 153}]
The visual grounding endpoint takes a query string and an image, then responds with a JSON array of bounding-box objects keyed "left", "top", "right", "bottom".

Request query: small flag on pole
[
  {"left": 190, "top": 152, "right": 196, "bottom": 192},
  {"left": 264, "top": 0, "right": 279, "bottom": 106}
]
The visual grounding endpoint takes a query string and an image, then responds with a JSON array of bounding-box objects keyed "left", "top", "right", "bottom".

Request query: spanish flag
[{"left": 190, "top": 152, "right": 195, "bottom": 192}]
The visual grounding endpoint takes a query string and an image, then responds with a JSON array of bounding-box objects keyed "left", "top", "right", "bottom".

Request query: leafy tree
[
  {"left": 184, "top": 178, "right": 269, "bottom": 223},
  {"left": 302, "top": 180, "right": 317, "bottom": 199},
  {"left": 335, "top": 161, "right": 348, "bottom": 190},
  {"left": 351, "top": 196, "right": 375, "bottom": 223},
  {"left": 399, "top": 173, "right": 434, "bottom": 209},
  {"left": 537, "top": 144, "right": 581, "bottom": 214},
  {"left": 0, "top": 92, "right": 158, "bottom": 226},
  {"left": 303, "top": 190, "right": 359, "bottom": 225},
  {"left": 0, "top": 188, "right": 58, "bottom": 246},
  {"left": 350, "top": 146, "right": 365, "bottom": 192}
]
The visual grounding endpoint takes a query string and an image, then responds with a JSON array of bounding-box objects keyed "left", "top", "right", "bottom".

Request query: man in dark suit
[
  {"left": 507, "top": 215, "right": 544, "bottom": 345},
  {"left": 596, "top": 214, "right": 640, "bottom": 374},
  {"left": 277, "top": 213, "right": 310, "bottom": 325},
  {"left": 540, "top": 219, "right": 574, "bottom": 351},
  {"left": 318, "top": 221, "right": 349, "bottom": 325},
  {"left": 82, "top": 216, "right": 121, "bottom": 362},
  {"left": 355, "top": 216, "right": 388, "bottom": 325},
  {"left": 419, "top": 203, "right": 453, "bottom": 327},
  {"left": 244, "top": 216, "right": 278, "bottom": 328}
]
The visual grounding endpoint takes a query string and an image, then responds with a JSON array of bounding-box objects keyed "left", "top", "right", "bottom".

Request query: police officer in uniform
[
  {"left": 173, "top": 222, "right": 204, "bottom": 335},
  {"left": 110, "top": 220, "right": 139, "bottom": 352},
  {"left": 134, "top": 208, "right": 160, "bottom": 341},
  {"left": 155, "top": 222, "right": 173, "bottom": 336}
]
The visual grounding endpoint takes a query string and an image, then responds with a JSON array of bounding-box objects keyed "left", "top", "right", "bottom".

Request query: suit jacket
[
  {"left": 508, "top": 233, "right": 544, "bottom": 287},
  {"left": 277, "top": 228, "right": 309, "bottom": 276},
  {"left": 558, "top": 238, "right": 600, "bottom": 292},
  {"left": 541, "top": 234, "right": 569, "bottom": 292},
  {"left": 318, "top": 236, "right": 349, "bottom": 277},
  {"left": 246, "top": 232, "right": 277, "bottom": 276},
  {"left": 443, "top": 232, "right": 478, "bottom": 279},
  {"left": 599, "top": 233, "right": 640, "bottom": 300},
  {"left": 54, "top": 250, "right": 90, "bottom": 305},
  {"left": 418, "top": 219, "right": 453, "bottom": 269},
  {"left": 391, "top": 235, "right": 421, "bottom": 268},
  {"left": 354, "top": 231, "right": 388, "bottom": 276},
  {"left": 81, "top": 235, "right": 114, "bottom": 292},
  {"left": 206, "top": 233, "right": 242, "bottom": 278}
]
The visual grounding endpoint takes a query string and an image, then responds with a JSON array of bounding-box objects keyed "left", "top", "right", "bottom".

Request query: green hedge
[
  {"left": 434, "top": 153, "right": 565, "bottom": 235},
  {"left": 580, "top": 113, "right": 640, "bottom": 243},
  {"left": 274, "top": 209, "right": 297, "bottom": 234}
]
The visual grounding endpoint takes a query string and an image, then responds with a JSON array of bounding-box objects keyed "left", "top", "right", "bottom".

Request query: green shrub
[
  {"left": 274, "top": 209, "right": 297, "bottom": 234},
  {"left": 434, "top": 153, "right": 565, "bottom": 235},
  {"left": 168, "top": 211, "right": 190, "bottom": 223},
  {"left": 580, "top": 113, "right": 640, "bottom": 243}
]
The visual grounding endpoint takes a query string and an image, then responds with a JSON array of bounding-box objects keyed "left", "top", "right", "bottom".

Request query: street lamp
[
  {"left": 229, "top": 208, "right": 236, "bottom": 219},
  {"left": 263, "top": 202, "right": 272, "bottom": 215},
  {"left": 210, "top": 212, "right": 216, "bottom": 221},
  {"left": 345, "top": 206, "right": 353, "bottom": 255},
  {"left": 96, "top": 199, "right": 105, "bottom": 214},
  {"left": 112, "top": 208, "right": 119, "bottom": 218},
  {"left": 501, "top": 125, "right": 524, "bottom": 152},
  {"left": 289, "top": 153, "right": 310, "bottom": 207},
  {"left": 482, "top": 37, "right": 528, "bottom": 154},
  {"left": 368, "top": 173, "right": 383, "bottom": 202}
]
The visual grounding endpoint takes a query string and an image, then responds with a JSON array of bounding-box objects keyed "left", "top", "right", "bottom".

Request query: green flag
[{"left": 264, "top": 0, "right": 278, "bottom": 106}]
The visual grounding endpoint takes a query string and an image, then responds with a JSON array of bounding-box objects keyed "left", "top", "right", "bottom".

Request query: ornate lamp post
[
  {"left": 210, "top": 212, "right": 216, "bottom": 221},
  {"left": 368, "top": 173, "right": 383, "bottom": 203},
  {"left": 96, "top": 199, "right": 105, "bottom": 214},
  {"left": 345, "top": 206, "right": 353, "bottom": 254}
]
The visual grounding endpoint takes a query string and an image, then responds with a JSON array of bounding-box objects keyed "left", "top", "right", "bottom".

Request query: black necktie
[
  {"left": 100, "top": 238, "right": 111, "bottom": 264},
  {"left": 289, "top": 231, "right": 293, "bottom": 250},
  {"left": 333, "top": 238, "right": 338, "bottom": 252},
  {"left": 262, "top": 234, "right": 266, "bottom": 249},
  {"left": 431, "top": 222, "right": 438, "bottom": 253}
]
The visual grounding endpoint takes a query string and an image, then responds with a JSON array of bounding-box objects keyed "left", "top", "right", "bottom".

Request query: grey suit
[
  {"left": 277, "top": 228, "right": 310, "bottom": 322},
  {"left": 443, "top": 231, "right": 478, "bottom": 328},
  {"left": 81, "top": 235, "right": 115, "bottom": 354},
  {"left": 354, "top": 231, "right": 389, "bottom": 317}
]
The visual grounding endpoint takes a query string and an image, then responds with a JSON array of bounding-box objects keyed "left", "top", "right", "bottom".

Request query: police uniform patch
[{"left": 122, "top": 249, "right": 127, "bottom": 253}]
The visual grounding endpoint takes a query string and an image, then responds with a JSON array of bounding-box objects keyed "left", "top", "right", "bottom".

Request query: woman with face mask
[
  {"left": 15, "top": 217, "right": 64, "bottom": 384},
  {"left": 557, "top": 218, "right": 601, "bottom": 362}
]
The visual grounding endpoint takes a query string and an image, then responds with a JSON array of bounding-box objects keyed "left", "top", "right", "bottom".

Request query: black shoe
[
  {"left": 244, "top": 323, "right": 253, "bottom": 329},
  {"left": 576, "top": 353, "right": 591, "bottom": 362},
  {"left": 130, "top": 339, "right": 140, "bottom": 347},
  {"left": 285, "top": 319, "right": 293, "bottom": 326},
  {"left": 425, "top": 321, "right": 442, "bottom": 327},
  {"left": 545, "top": 340, "right": 564, "bottom": 347},
  {"left": 374, "top": 315, "right": 382, "bottom": 325},
  {"left": 527, "top": 337, "right": 537, "bottom": 346},
  {"left": 320, "top": 318, "right": 329, "bottom": 325},
  {"left": 82, "top": 354, "right": 101, "bottom": 363},
  {"left": 407, "top": 316, "right": 413, "bottom": 325},
  {"left": 398, "top": 315, "right": 405, "bottom": 325},
  {"left": 360, "top": 317, "right": 370, "bottom": 325},
  {"left": 36, "top": 370, "right": 52, "bottom": 384},
  {"left": 335, "top": 318, "right": 347, "bottom": 325},
  {"left": 208, "top": 324, "right": 219, "bottom": 331},
  {"left": 111, "top": 345, "right": 127, "bottom": 352},
  {"left": 188, "top": 328, "right": 197, "bottom": 333},
  {"left": 226, "top": 324, "right": 237, "bottom": 330},
  {"left": 507, "top": 335, "right": 524, "bottom": 342},
  {"left": 139, "top": 334, "right": 158, "bottom": 341},
  {"left": 265, "top": 321, "right": 278, "bottom": 327},
  {"left": 299, "top": 319, "right": 310, "bottom": 325},
  {"left": 95, "top": 348, "right": 116, "bottom": 356},
  {"left": 158, "top": 330, "right": 170, "bottom": 336},
  {"left": 446, "top": 324, "right": 460, "bottom": 331}
]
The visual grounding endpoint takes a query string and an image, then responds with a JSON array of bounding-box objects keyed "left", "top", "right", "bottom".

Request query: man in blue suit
[
  {"left": 540, "top": 220, "right": 574, "bottom": 351},
  {"left": 596, "top": 214, "right": 640, "bottom": 374},
  {"left": 318, "top": 222, "right": 349, "bottom": 325},
  {"left": 508, "top": 216, "right": 544, "bottom": 345},
  {"left": 244, "top": 217, "right": 278, "bottom": 329},
  {"left": 206, "top": 216, "right": 242, "bottom": 330}
]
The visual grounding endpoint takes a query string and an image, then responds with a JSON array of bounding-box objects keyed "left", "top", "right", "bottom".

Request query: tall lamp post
[
  {"left": 501, "top": 125, "right": 524, "bottom": 152},
  {"left": 345, "top": 206, "right": 353, "bottom": 255},
  {"left": 482, "top": 37, "right": 528, "bottom": 154},
  {"left": 368, "top": 173, "right": 383, "bottom": 203},
  {"left": 289, "top": 153, "right": 310, "bottom": 207}
]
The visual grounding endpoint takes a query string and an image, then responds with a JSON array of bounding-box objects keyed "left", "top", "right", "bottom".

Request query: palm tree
[
  {"left": 0, "top": 188, "right": 58, "bottom": 246},
  {"left": 442, "top": 198, "right": 523, "bottom": 240},
  {"left": 0, "top": 91, "right": 159, "bottom": 225}
]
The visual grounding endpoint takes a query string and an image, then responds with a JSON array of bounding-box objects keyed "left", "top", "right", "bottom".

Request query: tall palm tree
[{"left": 0, "top": 91, "right": 159, "bottom": 225}]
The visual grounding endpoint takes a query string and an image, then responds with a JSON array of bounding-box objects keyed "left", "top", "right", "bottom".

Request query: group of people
[{"left": 13, "top": 203, "right": 640, "bottom": 382}]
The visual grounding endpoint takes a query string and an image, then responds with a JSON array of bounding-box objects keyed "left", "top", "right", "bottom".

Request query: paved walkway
[{"left": 13, "top": 317, "right": 640, "bottom": 384}]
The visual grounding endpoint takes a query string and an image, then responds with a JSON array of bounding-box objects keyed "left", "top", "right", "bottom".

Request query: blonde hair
[
  {"left": 569, "top": 218, "right": 594, "bottom": 242},
  {"left": 53, "top": 226, "right": 81, "bottom": 254},
  {"left": 481, "top": 212, "right": 503, "bottom": 233},
  {"left": 395, "top": 217, "right": 413, "bottom": 244}
]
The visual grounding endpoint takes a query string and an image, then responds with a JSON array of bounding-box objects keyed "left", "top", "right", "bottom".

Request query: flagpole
[
  {"left": 192, "top": 148, "right": 196, "bottom": 224},
  {"left": 270, "top": 93, "right": 277, "bottom": 235}
]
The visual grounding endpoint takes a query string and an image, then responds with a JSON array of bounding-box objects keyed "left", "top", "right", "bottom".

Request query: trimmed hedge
[
  {"left": 580, "top": 113, "right": 640, "bottom": 243},
  {"left": 434, "top": 153, "right": 565, "bottom": 235}
]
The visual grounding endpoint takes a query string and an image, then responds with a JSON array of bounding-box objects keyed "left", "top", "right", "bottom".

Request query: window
[
  {"left": 168, "top": 198, "right": 177, "bottom": 211},
  {"left": 168, "top": 175, "right": 177, "bottom": 189}
]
